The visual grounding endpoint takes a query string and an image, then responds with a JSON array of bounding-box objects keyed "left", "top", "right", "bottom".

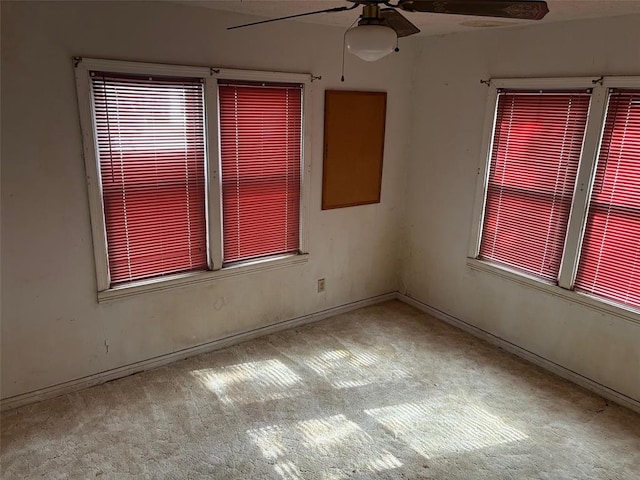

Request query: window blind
[
  {"left": 92, "top": 73, "right": 207, "bottom": 285},
  {"left": 575, "top": 89, "right": 640, "bottom": 308},
  {"left": 218, "top": 82, "right": 302, "bottom": 264},
  {"left": 479, "top": 91, "right": 591, "bottom": 281}
]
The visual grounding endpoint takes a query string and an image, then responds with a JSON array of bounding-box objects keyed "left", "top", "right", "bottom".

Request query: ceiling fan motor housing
[{"left": 359, "top": 4, "right": 385, "bottom": 25}]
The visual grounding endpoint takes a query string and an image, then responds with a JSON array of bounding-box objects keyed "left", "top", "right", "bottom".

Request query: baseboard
[
  {"left": 0, "top": 292, "right": 396, "bottom": 412},
  {"left": 396, "top": 293, "right": 640, "bottom": 415}
]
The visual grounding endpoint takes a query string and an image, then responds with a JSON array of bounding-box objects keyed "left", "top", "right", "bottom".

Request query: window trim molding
[
  {"left": 468, "top": 75, "right": 640, "bottom": 317},
  {"left": 75, "top": 61, "right": 111, "bottom": 291},
  {"left": 98, "top": 253, "right": 309, "bottom": 302},
  {"left": 557, "top": 85, "right": 609, "bottom": 288},
  {"left": 75, "top": 58, "right": 312, "bottom": 299},
  {"left": 467, "top": 84, "right": 499, "bottom": 259},
  {"left": 204, "top": 75, "right": 224, "bottom": 270}
]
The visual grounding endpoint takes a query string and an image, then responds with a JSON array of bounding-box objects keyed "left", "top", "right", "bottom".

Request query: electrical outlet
[{"left": 317, "top": 278, "right": 325, "bottom": 293}]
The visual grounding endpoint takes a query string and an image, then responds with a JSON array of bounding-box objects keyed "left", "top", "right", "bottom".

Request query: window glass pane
[
  {"left": 479, "top": 91, "right": 590, "bottom": 281},
  {"left": 575, "top": 89, "right": 640, "bottom": 309}
]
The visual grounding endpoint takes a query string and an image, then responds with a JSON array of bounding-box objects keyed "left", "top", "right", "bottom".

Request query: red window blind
[
  {"left": 575, "top": 89, "right": 640, "bottom": 308},
  {"left": 479, "top": 91, "right": 591, "bottom": 280},
  {"left": 218, "top": 82, "right": 302, "bottom": 264},
  {"left": 92, "top": 73, "right": 207, "bottom": 285}
]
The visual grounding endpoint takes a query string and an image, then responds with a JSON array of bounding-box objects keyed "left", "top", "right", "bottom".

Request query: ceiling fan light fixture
[{"left": 346, "top": 25, "right": 397, "bottom": 62}]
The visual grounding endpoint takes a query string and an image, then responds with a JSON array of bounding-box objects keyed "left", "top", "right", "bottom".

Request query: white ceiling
[{"left": 185, "top": 0, "right": 640, "bottom": 36}]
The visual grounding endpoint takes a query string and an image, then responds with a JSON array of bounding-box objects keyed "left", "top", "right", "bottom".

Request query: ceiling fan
[{"left": 228, "top": 1, "right": 550, "bottom": 62}]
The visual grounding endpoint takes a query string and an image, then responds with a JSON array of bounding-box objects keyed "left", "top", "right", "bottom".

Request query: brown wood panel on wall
[{"left": 322, "top": 90, "right": 387, "bottom": 209}]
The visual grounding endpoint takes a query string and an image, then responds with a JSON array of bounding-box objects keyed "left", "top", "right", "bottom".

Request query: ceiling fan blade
[
  {"left": 380, "top": 9, "right": 421, "bottom": 37},
  {"left": 227, "top": 4, "right": 358, "bottom": 30},
  {"left": 398, "top": 0, "right": 549, "bottom": 20}
]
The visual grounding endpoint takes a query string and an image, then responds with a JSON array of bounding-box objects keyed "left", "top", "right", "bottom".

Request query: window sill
[
  {"left": 466, "top": 258, "right": 640, "bottom": 325},
  {"left": 98, "top": 253, "right": 309, "bottom": 303}
]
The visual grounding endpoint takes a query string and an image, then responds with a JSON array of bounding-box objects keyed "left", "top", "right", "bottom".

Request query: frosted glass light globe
[{"left": 346, "top": 25, "right": 397, "bottom": 62}]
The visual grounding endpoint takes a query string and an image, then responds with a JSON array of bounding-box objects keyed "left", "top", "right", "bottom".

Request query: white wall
[
  {"left": 0, "top": 1, "right": 415, "bottom": 400},
  {"left": 403, "top": 15, "right": 640, "bottom": 403}
]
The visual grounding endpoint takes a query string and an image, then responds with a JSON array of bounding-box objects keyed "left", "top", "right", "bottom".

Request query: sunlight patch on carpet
[
  {"left": 191, "top": 359, "right": 304, "bottom": 405},
  {"left": 298, "top": 348, "right": 411, "bottom": 389},
  {"left": 365, "top": 398, "right": 528, "bottom": 459},
  {"left": 248, "top": 414, "right": 402, "bottom": 480},
  {"left": 274, "top": 461, "right": 302, "bottom": 480}
]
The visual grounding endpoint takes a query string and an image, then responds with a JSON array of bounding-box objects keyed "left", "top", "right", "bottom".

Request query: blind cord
[{"left": 341, "top": 18, "right": 360, "bottom": 82}]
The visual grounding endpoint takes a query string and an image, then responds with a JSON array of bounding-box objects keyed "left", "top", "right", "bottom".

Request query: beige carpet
[{"left": 2, "top": 300, "right": 639, "bottom": 479}]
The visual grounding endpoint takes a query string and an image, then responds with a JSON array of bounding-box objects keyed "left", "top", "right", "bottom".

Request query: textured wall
[
  {"left": 0, "top": 1, "right": 414, "bottom": 399},
  {"left": 402, "top": 15, "right": 640, "bottom": 402}
]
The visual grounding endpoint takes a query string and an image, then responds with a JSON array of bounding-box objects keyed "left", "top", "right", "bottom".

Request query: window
[
  {"left": 218, "top": 81, "right": 302, "bottom": 264},
  {"left": 479, "top": 91, "right": 590, "bottom": 281},
  {"left": 471, "top": 77, "right": 640, "bottom": 314},
  {"left": 75, "top": 59, "right": 310, "bottom": 300},
  {"left": 575, "top": 89, "right": 640, "bottom": 308},
  {"left": 92, "top": 73, "right": 207, "bottom": 284}
]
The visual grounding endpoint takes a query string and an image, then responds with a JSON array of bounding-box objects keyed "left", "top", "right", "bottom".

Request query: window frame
[
  {"left": 75, "top": 58, "right": 311, "bottom": 302},
  {"left": 468, "top": 75, "right": 640, "bottom": 321}
]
